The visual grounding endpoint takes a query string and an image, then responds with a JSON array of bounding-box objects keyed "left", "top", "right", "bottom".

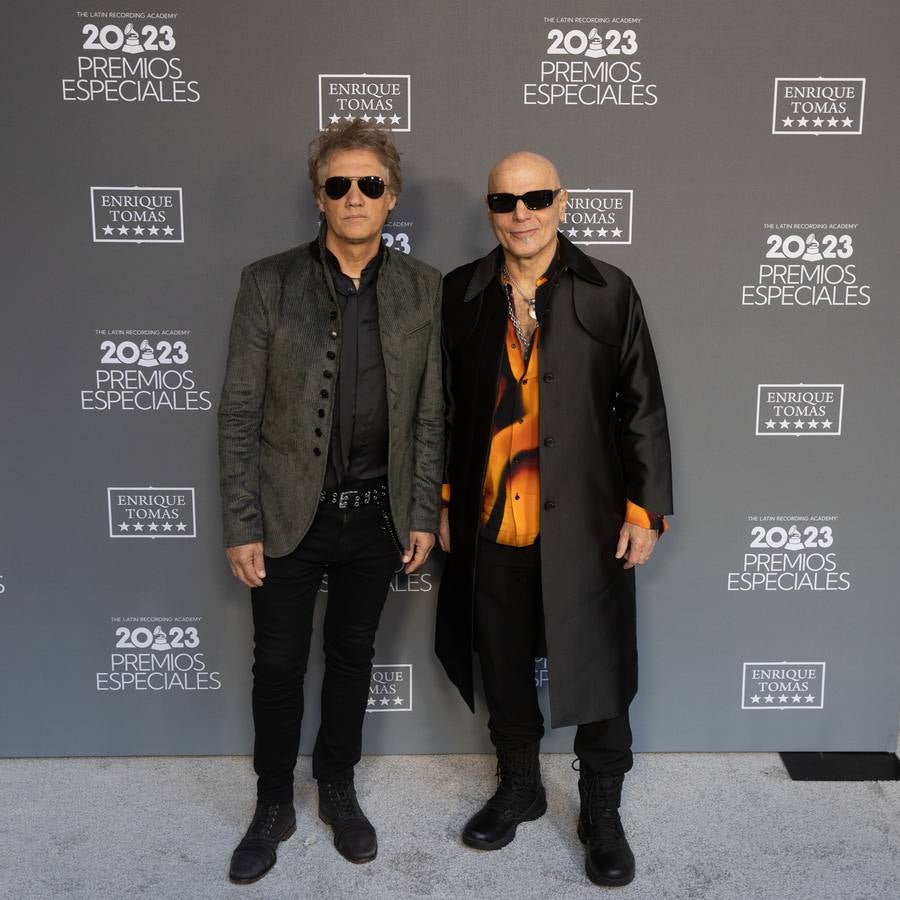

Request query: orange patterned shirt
[{"left": 476, "top": 269, "right": 665, "bottom": 547}]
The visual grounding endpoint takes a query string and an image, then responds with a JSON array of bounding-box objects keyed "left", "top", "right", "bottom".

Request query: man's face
[
  {"left": 316, "top": 148, "right": 397, "bottom": 247},
  {"left": 487, "top": 155, "right": 567, "bottom": 264}
]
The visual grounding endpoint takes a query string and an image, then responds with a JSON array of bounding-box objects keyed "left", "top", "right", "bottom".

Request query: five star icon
[
  {"left": 765, "top": 420, "right": 776, "bottom": 429},
  {"left": 389, "top": 114, "right": 401, "bottom": 125},
  {"left": 102, "top": 225, "right": 114, "bottom": 235},
  {"left": 796, "top": 117, "right": 808, "bottom": 128},
  {"left": 375, "top": 114, "right": 386, "bottom": 124},
  {"left": 567, "top": 227, "right": 578, "bottom": 238},
  {"left": 812, "top": 117, "right": 824, "bottom": 127},
  {"left": 842, "top": 117, "right": 853, "bottom": 127},
  {"left": 782, "top": 117, "right": 794, "bottom": 127}
]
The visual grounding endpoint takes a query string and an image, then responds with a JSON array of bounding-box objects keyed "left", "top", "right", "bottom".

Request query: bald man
[{"left": 436, "top": 152, "right": 672, "bottom": 887}]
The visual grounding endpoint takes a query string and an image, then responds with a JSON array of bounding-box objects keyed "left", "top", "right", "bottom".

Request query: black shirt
[{"left": 323, "top": 246, "right": 390, "bottom": 489}]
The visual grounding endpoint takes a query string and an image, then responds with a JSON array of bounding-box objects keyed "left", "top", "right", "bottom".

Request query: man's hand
[
  {"left": 402, "top": 530, "right": 435, "bottom": 574},
  {"left": 438, "top": 507, "right": 451, "bottom": 553},
  {"left": 226, "top": 542, "right": 266, "bottom": 588},
  {"left": 615, "top": 523, "right": 657, "bottom": 570}
]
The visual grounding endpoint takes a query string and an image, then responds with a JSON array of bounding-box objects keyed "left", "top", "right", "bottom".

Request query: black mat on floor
[{"left": 779, "top": 752, "right": 900, "bottom": 781}]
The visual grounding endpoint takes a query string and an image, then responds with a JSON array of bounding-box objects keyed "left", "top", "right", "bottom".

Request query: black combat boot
[
  {"left": 462, "top": 744, "right": 547, "bottom": 850},
  {"left": 318, "top": 779, "right": 378, "bottom": 863},
  {"left": 228, "top": 801, "right": 296, "bottom": 884},
  {"left": 577, "top": 769, "right": 635, "bottom": 887}
]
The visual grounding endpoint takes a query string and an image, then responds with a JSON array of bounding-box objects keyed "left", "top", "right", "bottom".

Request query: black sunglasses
[
  {"left": 323, "top": 175, "right": 386, "bottom": 200},
  {"left": 486, "top": 189, "right": 561, "bottom": 213}
]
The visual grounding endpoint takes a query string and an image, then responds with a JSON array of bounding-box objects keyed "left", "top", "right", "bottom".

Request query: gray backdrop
[{"left": 1, "top": 0, "right": 898, "bottom": 757}]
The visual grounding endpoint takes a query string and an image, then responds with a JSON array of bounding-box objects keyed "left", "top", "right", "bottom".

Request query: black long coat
[{"left": 436, "top": 234, "right": 673, "bottom": 728}]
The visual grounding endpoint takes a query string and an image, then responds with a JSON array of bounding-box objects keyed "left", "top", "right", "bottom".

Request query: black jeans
[
  {"left": 474, "top": 536, "right": 633, "bottom": 777},
  {"left": 250, "top": 501, "right": 398, "bottom": 802}
]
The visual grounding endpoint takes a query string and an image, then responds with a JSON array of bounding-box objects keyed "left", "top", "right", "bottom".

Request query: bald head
[
  {"left": 485, "top": 151, "right": 568, "bottom": 267},
  {"left": 488, "top": 151, "right": 561, "bottom": 193}
]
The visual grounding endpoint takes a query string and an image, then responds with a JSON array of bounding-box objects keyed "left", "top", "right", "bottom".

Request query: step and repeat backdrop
[{"left": 1, "top": 1, "right": 898, "bottom": 756}]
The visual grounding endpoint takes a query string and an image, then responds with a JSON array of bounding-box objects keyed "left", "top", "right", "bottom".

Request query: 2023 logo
[
  {"left": 100, "top": 339, "right": 188, "bottom": 366},
  {"left": 545, "top": 28, "right": 638, "bottom": 57},
  {"left": 115, "top": 625, "right": 199, "bottom": 649},
  {"left": 81, "top": 23, "right": 175, "bottom": 53},
  {"left": 749, "top": 525, "right": 833, "bottom": 550}
]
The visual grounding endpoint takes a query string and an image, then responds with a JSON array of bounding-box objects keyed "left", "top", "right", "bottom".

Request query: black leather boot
[
  {"left": 318, "top": 779, "right": 378, "bottom": 863},
  {"left": 577, "top": 770, "right": 635, "bottom": 887},
  {"left": 228, "top": 801, "right": 296, "bottom": 884},
  {"left": 462, "top": 745, "right": 547, "bottom": 850}
]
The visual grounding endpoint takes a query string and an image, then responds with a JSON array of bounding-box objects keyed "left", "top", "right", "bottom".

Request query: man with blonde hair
[{"left": 219, "top": 120, "right": 442, "bottom": 881}]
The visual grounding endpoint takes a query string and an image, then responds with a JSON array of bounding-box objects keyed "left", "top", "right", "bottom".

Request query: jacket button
[
  {"left": 544, "top": 499, "right": 556, "bottom": 510},
  {"left": 326, "top": 350, "right": 336, "bottom": 360},
  {"left": 317, "top": 409, "right": 325, "bottom": 418},
  {"left": 315, "top": 428, "right": 322, "bottom": 436},
  {"left": 313, "top": 447, "right": 321, "bottom": 456},
  {"left": 323, "top": 370, "right": 333, "bottom": 379},
  {"left": 543, "top": 373, "right": 555, "bottom": 382},
  {"left": 543, "top": 437, "right": 555, "bottom": 447},
  {"left": 329, "top": 330, "right": 338, "bottom": 339},
  {"left": 320, "top": 389, "right": 329, "bottom": 398}
]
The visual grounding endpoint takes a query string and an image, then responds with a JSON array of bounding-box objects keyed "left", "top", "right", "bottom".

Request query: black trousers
[
  {"left": 250, "top": 501, "right": 398, "bottom": 803},
  {"left": 474, "top": 536, "right": 633, "bottom": 777}
]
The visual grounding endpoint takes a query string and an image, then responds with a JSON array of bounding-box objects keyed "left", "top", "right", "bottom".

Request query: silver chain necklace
[
  {"left": 502, "top": 263, "right": 538, "bottom": 320},
  {"left": 505, "top": 284, "right": 533, "bottom": 353}
]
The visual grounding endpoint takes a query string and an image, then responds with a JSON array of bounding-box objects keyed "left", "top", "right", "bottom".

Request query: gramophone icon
[
  {"left": 137, "top": 340, "right": 159, "bottom": 368},
  {"left": 585, "top": 28, "right": 607, "bottom": 59},
  {"left": 802, "top": 233, "right": 823, "bottom": 262},
  {"left": 151, "top": 626, "right": 172, "bottom": 651},
  {"left": 122, "top": 24, "right": 144, "bottom": 55},
  {"left": 786, "top": 526, "right": 805, "bottom": 550}
]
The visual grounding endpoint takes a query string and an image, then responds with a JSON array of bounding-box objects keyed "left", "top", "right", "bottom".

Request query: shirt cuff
[{"left": 625, "top": 499, "right": 667, "bottom": 533}]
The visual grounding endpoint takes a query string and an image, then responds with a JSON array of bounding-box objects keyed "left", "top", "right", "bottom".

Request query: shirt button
[
  {"left": 543, "top": 373, "right": 555, "bottom": 382},
  {"left": 521, "top": 378, "right": 528, "bottom": 385},
  {"left": 512, "top": 455, "right": 521, "bottom": 464},
  {"left": 315, "top": 427, "right": 323, "bottom": 436},
  {"left": 323, "top": 370, "right": 333, "bottom": 379},
  {"left": 317, "top": 409, "right": 325, "bottom": 418},
  {"left": 320, "top": 389, "right": 329, "bottom": 398},
  {"left": 543, "top": 437, "right": 555, "bottom": 447},
  {"left": 544, "top": 499, "right": 556, "bottom": 510},
  {"left": 326, "top": 350, "right": 336, "bottom": 360},
  {"left": 518, "top": 418, "right": 525, "bottom": 424},
  {"left": 313, "top": 447, "right": 321, "bottom": 456},
  {"left": 511, "top": 343, "right": 517, "bottom": 349}
]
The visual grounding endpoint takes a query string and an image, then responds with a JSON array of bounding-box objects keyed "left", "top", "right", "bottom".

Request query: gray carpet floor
[{"left": 1, "top": 750, "right": 898, "bottom": 900}]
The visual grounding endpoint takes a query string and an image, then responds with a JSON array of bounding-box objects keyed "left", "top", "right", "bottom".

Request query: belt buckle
[{"left": 338, "top": 490, "right": 358, "bottom": 509}]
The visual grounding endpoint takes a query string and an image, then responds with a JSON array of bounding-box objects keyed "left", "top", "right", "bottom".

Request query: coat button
[
  {"left": 315, "top": 428, "right": 322, "bottom": 436},
  {"left": 326, "top": 350, "right": 336, "bottom": 360},
  {"left": 543, "top": 373, "right": 555, "bottom": 382},
  {"left": 543, "top": 437, "right": 555, "bottom": 447},
  {"left": 323, "top": 370, "right": 333, "bottom": 379},
  {"left": 544, "top": 499, "right": 556, "bottom": 510},
  {"left": 320, "top": 389, "right": 329, "bottom": 398},
  {"left": 313, "top": 447, "right": 321, "bottom": 456},
  {"left": 329, "top": 330, "right": 338, "bottom": 339},
  {"left": 317, "top": 409, "right": 325, "bottom": 418}
]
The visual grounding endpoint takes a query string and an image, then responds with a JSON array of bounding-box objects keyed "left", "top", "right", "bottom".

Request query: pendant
[{"left": 528, "top": 304, "right": 537, "bottom": 320}]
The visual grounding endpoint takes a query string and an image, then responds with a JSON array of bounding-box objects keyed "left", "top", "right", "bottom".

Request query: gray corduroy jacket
[{"left": 218, "top": 229, "right": 444, "bottom": 557}]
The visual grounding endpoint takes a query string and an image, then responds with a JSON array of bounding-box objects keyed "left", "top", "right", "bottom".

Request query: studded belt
[{"left": 319, "top": 480, "right": 388, "bottom": 509}]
